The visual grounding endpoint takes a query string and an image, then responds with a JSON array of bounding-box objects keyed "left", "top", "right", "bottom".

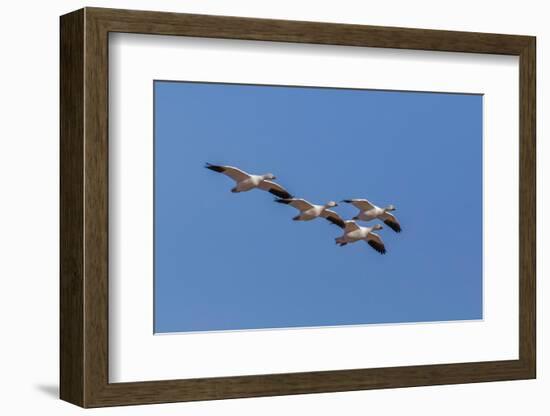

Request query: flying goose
[
  {"left": 205, "top": 163, "right": 293, "bottom": 199},
  {"left": 335, "top": 220, "right": 386, "bottom": 254},
  {"left": 342, "top": 198, "right": 402, "bottom": 233},
  {"left": 274, "top": 198, "right": 345, "bottom": 228}
]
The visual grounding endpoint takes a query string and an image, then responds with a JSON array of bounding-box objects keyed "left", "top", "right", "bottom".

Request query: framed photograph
[{"left": 60, "top": 7, "right": 536, "bottom": 408}]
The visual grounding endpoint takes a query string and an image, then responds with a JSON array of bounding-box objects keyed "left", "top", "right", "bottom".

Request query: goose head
[
  {"left": 262, "top": 173, "right": 276, "bottom": 180},
  {"left": 372, "top": 224, "right": 384, "bottom": 231},
  {"left": 384, "top": 204, "right": 396, "bottom": 212},
  {"left": 325, "top": 201, "right": 338, "bottom": 208}
]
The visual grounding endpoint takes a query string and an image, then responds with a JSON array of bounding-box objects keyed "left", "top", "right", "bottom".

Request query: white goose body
[
  {"left": 356, "top": 206, "right": 385, "bottom": 221},
  {"left": 342, "top": 198, "right": 402, "bottom": 233},
  {"left": 295, "top": 204, "right": 328, "bottom": 221},
  {"left": 205, "top": 163, "right": 293, "bottom": 199},
  {"left": 275, "top": 198, "right": 345, "bottom": 228},
  {"left": 234, "top": 174, "right": 264, "bottom": 192},
  {"left": 335, "top": 221, "right": 386, "bottom": 254}
]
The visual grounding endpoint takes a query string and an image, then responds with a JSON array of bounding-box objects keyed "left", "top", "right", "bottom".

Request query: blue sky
[{"left": 154, "top": 81, "right": 483, "bottom": 333}]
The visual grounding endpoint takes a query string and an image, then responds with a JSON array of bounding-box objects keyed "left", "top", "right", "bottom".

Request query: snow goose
[
  {"left": 335, "top": 220, "right": 386, "bottom": 254},
  {"left": 342, "top": 198, "right": 402, "bottom": 233},
  {"left": 205, "top": 163, "right": 293, "bottom": 199},
  {"left": 274, "top": 198, "right": 345, "bottom": 228}
]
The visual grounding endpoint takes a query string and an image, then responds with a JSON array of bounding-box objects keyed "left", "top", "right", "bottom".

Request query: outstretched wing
[
  {"left": 321, "top": 209, "right": 345, "bottom": 228},
  {"left": 343, "top": 220, "right": 361, "bottom": 233},
  {"left": 274, "top": 198, "right": 314, "bottom": 211},
  {"left": 342, "top": 198, "right": 375, "bottom": 211},
  {"left": 258, "top": 180, "right": 293, "bottom": 199},
  {"left": 366, "top": 232, "right": 386, "bottom": 254},
  {"left": 380, "top": 212, "right": 402, "bottom": 233},
  {"left": 205, "top": 163, "right": 250, "bottom": 182}
]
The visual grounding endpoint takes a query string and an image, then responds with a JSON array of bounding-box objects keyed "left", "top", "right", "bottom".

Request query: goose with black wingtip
[
  {"left": 342, "top": 198, "right": 402, "bottom": 233},
  {"left": 335, "top": 220, "right": 387, "bottom": 254},
  {"left": 274, "top": 198, "right": 345, "bottom": 228},
  {"left": 205, "top": 163, "right": 293, "bottom": 199}
]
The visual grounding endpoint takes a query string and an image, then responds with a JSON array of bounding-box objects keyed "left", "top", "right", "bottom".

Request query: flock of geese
[{"left": 205, "top": 163, "right": 402, "bottom": 255}]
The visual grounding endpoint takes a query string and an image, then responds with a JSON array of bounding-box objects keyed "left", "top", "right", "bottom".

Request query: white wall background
[{"left": 0, "top": 0, "right": 545, "bottom": 414}]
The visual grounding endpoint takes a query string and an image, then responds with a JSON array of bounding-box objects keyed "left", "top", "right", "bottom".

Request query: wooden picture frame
[{"left": 60, "top": 7, "right": 536, "bottom": 408}]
